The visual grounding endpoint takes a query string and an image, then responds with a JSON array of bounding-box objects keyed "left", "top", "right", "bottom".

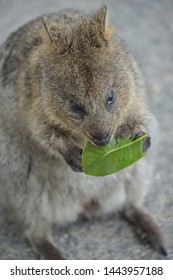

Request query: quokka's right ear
[
  {"left": 42, "top": 16, "right": 72, "bottom": 54},
  {"left": 42, "top": 16, "right": 58, "bottom": 44},
  {"left": 42, "top": 17, "right": 50, "bottom": 34}
]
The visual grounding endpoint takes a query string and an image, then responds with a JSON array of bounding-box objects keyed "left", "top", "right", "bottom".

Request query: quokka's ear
[
  {"left": 42, "top": 15, "right": 73, "bottom": 54},
  {"left": 93, "top": 5, "right": 107, "bottom": 33},
  {"left": 42, "top": 16, "right": 56, "bottom": 43},
  {"left": 90, "top": 5, "right": 113, "bottom": 46}
]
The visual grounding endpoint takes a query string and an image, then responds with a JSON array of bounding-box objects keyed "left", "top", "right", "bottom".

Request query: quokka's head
[{"left": 40, "top": 6, "right": 135, "bottom": 146}]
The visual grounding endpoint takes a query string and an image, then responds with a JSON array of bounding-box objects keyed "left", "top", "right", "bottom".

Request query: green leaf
[{"left": 82, "top": 134, "right": 150, "bottom": 176}]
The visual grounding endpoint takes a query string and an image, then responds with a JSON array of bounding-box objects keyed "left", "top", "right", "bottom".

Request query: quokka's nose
[{"left": 92, "top": 134, "right": 111, "bottom": 146}]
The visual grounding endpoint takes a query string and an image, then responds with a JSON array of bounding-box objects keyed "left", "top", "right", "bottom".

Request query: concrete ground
[{"left": 0, "top": 0, "right": 173, "bottom": 260}]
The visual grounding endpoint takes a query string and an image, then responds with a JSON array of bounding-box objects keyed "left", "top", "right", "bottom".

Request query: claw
[
  {"left": 130, "top": 131, "right": 151, "bottom": 152},
  {"left": 159, "top": 246, "right": 168, "bottom": 257}
]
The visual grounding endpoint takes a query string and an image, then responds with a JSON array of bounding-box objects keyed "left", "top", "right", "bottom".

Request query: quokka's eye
[
  {"left": 107, "top": 89, "right": 116, "bottom": 105},
  {"left": 70, "top": 100, "right": 83, "bottom": 113}
]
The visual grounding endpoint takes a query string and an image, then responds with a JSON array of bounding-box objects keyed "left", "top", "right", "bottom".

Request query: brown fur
[
  {"left": 0, "top": 6, "right": 166, "bottom": 259},
  {"left": 124, "top": 207, "right": 167, "bottom": 256}
]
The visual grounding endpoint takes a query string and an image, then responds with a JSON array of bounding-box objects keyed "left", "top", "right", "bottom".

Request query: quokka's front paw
[
  {"left": 131, "top": 131, "right": 151, "bottom": 152},
  {"left": 63, "top": 146, "right": 83, "bottom": 172}
]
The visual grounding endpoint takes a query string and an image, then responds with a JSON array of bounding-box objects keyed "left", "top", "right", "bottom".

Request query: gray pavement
[{"left": 0, "top": 0, "right": 173, "bottom": 260}]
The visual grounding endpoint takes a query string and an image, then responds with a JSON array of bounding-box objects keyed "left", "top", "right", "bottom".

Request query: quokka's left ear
[
  {"left": 92, "top": 5, "right": 107, "bottom": 34},
  {"left": 89, "top": 5, "right": 114, "bottom": 46}
]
